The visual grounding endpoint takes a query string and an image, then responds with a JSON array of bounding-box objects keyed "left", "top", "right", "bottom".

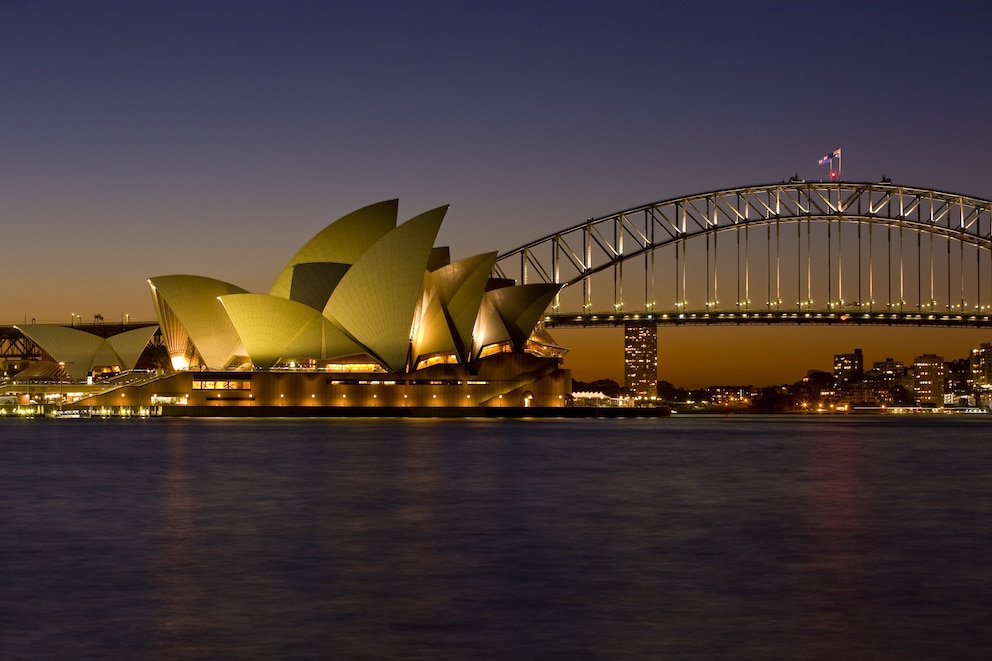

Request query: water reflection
[
  {"left": 801, "top": 428, "right": 871, "bottom": 658},
  {"left": 155, "top": 424, "right": 201, "bottom": 657},
  {"left": 1, "top": 417, "right": 990, "bottom": 659}
]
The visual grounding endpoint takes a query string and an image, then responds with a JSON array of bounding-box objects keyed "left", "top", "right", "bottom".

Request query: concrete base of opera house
[{"left": 69, "top": 353, "right": 586, "bottom": 415}]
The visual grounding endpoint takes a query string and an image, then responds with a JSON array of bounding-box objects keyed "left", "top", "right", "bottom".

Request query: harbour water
[{"left": 2, "top": 415, "right": 991, "bottom": 659}]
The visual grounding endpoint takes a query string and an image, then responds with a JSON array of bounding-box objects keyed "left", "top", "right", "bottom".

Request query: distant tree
[
  {"left": 889, "top": 385, "right": 915, "bottom": 405},
  {"left": 687, "top": 388, "right": 708, "bottom": 402},
  {"left": 656, "top": 380, "right": 686, "bottom": 402},
  {"left": 750, "top": 386, "right": 794, "bottom": 413},
  {"left": 571, "top": 378, "right": 622, "bottom": 397}
]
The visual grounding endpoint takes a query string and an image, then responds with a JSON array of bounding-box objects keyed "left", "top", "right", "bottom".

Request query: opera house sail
[{"left": 40, "top": 200, "right": 570, "bottom": 414}]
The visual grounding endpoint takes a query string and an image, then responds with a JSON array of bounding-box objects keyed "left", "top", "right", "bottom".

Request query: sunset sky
[{"left": 2, "top": 1, "right": 991, "bottom": 386}]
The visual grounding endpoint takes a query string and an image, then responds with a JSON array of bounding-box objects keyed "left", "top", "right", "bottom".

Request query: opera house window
[{"left": 192, "top": 380, "right": 252, "bottom": 391}]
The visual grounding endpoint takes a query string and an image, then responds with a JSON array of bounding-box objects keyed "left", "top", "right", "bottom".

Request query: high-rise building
[
  {"left": 865, "top": 357, "right": 914, "bottom": 403},
  {"left": 624, "top": 321, "right": 657, "bottom": 399},
  {"left": 913, "top": 354, "right": 946, "bottom": 406},
  {"left": 970, "top": 343, "right": 992, "bottom": 387},
  {"left": 833, "top": 348, "right": 864, "bottom": 384},
  {"left": 872, "top": 357, "right": 906, "bottom": 377}
]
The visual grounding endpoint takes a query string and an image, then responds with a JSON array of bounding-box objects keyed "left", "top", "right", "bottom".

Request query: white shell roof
[
  {"left": 148, "top": 275, "right": 247, "bottom": 369},
  {"left": 324, "top": 206, "right": 447, "bottom": 371},
  {"left": 269, "top": 199, "right": 398, "bottom": 300}
]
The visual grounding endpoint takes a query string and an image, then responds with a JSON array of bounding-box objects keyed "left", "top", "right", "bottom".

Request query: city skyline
[
  {"left": 3, "top": 1, "right": 991, "bottom": 386},
  {"left": 560, "top": 325, "right": 992, "bottom": 389}
]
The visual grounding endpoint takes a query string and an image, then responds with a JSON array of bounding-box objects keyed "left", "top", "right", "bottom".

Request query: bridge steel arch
[{"left": 493, "top": 181, "right": 992, "bottom": 327}]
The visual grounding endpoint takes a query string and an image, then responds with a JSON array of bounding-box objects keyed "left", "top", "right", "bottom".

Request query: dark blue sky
[{"left": 3, "top": 1, "right": 990, "bottom": 383}]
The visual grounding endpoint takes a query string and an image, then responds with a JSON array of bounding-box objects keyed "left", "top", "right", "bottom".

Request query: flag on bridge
[{"left": 818, "top": 148, "right": 841, "bottom": 166}]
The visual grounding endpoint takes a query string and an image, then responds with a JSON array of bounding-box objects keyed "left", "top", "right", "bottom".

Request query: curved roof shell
[
  {"left": 106, "top": 326, "right": 161, "bottom": 369},
  {"left": 288, "top": 262, "right": 351, "bottom": 311},
  {"left": 144, "top": 200, "right": 562, "bottom": 374},
  {"left": 149, "top": 275, "right": 247, "bottom": 369},
  {"left": 324, "top": 205, "right": 447, "bottom": 371},
  {"left": 412, "top": 252, "right": 496, "bottom": 363},
  {"left": 482, "top": 283, "right": 562, "bottom": 351},
  {"left": 269, "top": 199, "right": 398, "bottom": 300},
  {"left": 411, "top": 282, "right": 458, "bottom": 364},
  {"left": 433, "top": 252, "right": 497, "bottom": 360},
  {"left": 14, "top": 324, "right": 158, "bottom": 381},
  {"left": 471, "top": 296, "right": 512, "bottom": 360},
  {"left": 219, "top": 293, "right": 365, "bottom": 368}
]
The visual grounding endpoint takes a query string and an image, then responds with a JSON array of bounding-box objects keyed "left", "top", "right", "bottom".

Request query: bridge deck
[{"left": 545, "top": 310, "right": 992, "bottom": 328}]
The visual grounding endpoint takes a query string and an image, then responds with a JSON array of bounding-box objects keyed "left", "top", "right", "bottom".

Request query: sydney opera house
[{"left": 12, "top": 200, "right": 571, "bottom": 415}]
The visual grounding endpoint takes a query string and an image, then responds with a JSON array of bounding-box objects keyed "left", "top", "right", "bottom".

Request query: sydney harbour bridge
[
  {"left": 4, "top": 181, "right": 992, "bottom": 367},
  {"left": 494, "top": 181, "right": 992, "bottom": 329}
]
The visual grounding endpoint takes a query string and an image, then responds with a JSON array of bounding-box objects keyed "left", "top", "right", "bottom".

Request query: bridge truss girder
[
  {"left": 0, "top": 329, "right": 43, "bottom": 361},
  {"left": 493, "top": 182, "right": 992, "bottom": 317}
]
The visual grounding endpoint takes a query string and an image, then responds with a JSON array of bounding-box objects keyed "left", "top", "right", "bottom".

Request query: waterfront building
[
  {"left": 623, "top": 321, "right": 657, "bottom": 400},
  {"left": 14, "top": 201, "right": 572, "bottom": 413},
  {"left": 872, "top": 357, "right": 908, "bottom": 380},
  {"left": 913, "top": 354, "right": 946, "bottom": 406},
  {"left": 702, "top": 385, "right": 753, "bottom": 407},
  {"left": 945, "top": 358, "right": 972, "bottom": 405},
  {"left": 833, "top": 348, "right": 864, "bottom": 385},
  {"left": 970, "top": 343, "right": 992, "bottom": 387},
  {"left": 860, "top": 358, "right": 914, "bottom": 405}
]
